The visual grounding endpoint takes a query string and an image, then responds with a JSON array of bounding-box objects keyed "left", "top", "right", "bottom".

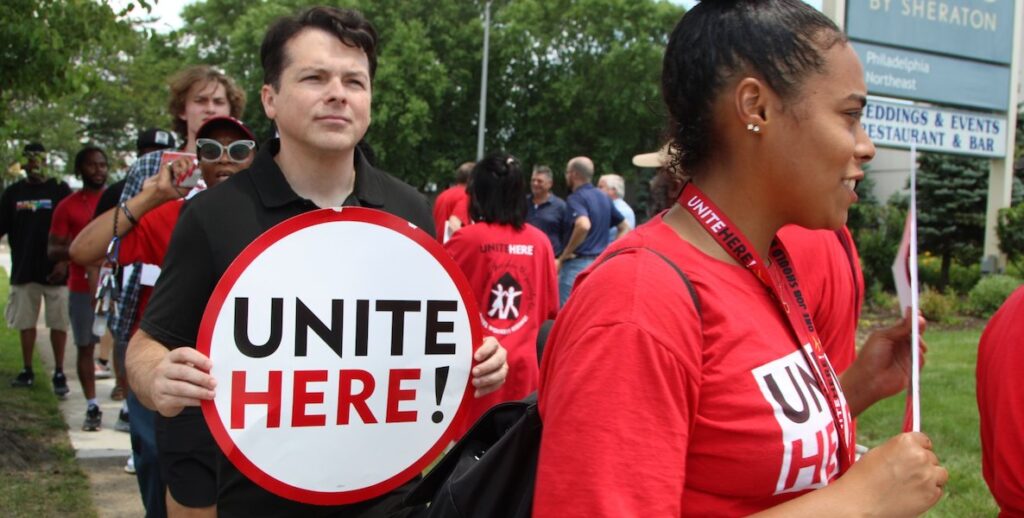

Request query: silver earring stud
[{"left": 747, "top": 123, "right": 761, "bottom": 133}]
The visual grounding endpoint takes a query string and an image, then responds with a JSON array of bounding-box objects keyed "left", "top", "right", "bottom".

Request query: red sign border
[{"left": 197, "top": 207, "right": 482, "bottom": 506}]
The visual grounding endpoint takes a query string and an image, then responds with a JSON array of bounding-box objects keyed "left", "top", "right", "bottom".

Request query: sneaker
[
  {"left": 109, "top": 385, "right": 125, "bottom": 401},
  {"left": 83, "top": 404, "right": 102, "bottom": 432},
  {"left": 94, "top": 360, "right": 112, "bottom": 380},
  {"left": 52, "top": 371, "right": 69, "bottom": 398},
  {"left": 10, "top": 369, "right": 34, "bottom": 388},
  {"left": 115, "top": 409, "right": 130, "bottom": 433},
  {"left": 124, "top": 456, "right": 136, "bottom": 474}
]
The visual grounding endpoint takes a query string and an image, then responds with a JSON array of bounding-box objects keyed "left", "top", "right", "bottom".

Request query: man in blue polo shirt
[
  {"left": 526, "top": 165, "right": 568, "bottom": 256},
  {"left": 556, "top": 156, "right": 629, "bottom": 306}
]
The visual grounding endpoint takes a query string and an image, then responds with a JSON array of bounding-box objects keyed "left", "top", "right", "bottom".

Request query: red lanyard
[{"left": 677, "top": 182, "right": 855, "bottom": 474}]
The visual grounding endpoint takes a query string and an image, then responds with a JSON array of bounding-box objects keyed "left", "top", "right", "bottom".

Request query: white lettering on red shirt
[{"left": 752, "top": 349, "right": 841, "bottom": 495}]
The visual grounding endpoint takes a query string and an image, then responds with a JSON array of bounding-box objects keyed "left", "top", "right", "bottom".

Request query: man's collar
[
  {"left": 250, "top": 139, "right": 300, "bottom": 208},
  {"left": 251, "top": 138, "right": 386, "bottom": 209},
  {"left": 348, "top": 148, "right": 386, "bottom": 208}
]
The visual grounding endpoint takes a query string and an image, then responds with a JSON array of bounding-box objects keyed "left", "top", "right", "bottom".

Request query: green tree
[
  {"left": 489, "top": 0, "right": 681, "bottom": 192},
  {"left": 178, "top": 0, "right": 479, "bottom": 185},
  {"left": 0, "top": 0, "right": 138, "bottom": 104},
  {"left": 846, "top": 174, "right": 879, "bottom": 232},
  {"left": 915, "top": 152, "right": 989, "bottom": 292},
  {"left": 172, "top": 0, "right": 683, "bottom": 191},
  {"left": 848, "top": 187, "right": 905, "bottom": 293},
  {"left": 997, "top": 203, "right": 1024, "bottom": 271},
  {"left": 0, "top": 1, "right": 183, "bottom": 180}
]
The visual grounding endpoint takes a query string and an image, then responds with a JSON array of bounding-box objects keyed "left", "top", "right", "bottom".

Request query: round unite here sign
[{"left": 197, "top": 207, "right": 481, "bottom": 505}]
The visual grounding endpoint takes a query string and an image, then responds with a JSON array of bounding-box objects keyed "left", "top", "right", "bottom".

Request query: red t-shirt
[
  {"left": 117, "top": 199, "right": 182, "bottom": 332},
  {"left": 432, "top": 185, "right": 470, "bottom": 242},
  {"left": 51, "top": 189, "right": 104, "bottom": 293},
  {"left": 445, "top": 222, "right": 558, "bottom": 436},
  {"left": 779, "top": 225, "right": 863, "bottom": 374},
  {"left": 977, "top": 286, "right": 1024, "bottom": 517},
  {"left": 534, "top": 217, "right": 851, "bottom": 517}
]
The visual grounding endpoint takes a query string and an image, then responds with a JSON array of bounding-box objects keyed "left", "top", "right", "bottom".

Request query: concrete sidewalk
[
  {"left": 2, "top": 243, "right": 144, "bottom": 517},
  {"left": 35, "top": 335, "right": 144, "bottom": 517}
]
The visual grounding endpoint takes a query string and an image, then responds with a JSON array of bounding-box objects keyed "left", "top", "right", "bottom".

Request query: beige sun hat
[{"left": 632, "top": 143, "right": 671, "bottom": 168}]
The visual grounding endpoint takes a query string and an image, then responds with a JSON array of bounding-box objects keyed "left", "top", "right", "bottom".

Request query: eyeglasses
[{"left": 196, "top": 138, "right": 256, "bottom": 163}]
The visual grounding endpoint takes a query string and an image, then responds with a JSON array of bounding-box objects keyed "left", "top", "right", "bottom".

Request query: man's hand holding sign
[{"left": 139, "top": 324, "right": 506, "bottom": 420}]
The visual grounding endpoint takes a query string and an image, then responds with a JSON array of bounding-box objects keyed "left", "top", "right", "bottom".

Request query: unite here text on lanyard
[{"left": 677, "top": 182, "right": 855, "bottom": 474}]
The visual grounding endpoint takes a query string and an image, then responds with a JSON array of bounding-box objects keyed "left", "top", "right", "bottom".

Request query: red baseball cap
[{"left": 196, "top": 116, "right": 257, "bottom": 143}]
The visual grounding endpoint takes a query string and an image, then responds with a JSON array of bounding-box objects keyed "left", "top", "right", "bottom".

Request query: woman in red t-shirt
[
  {"left": 445, "top": 152, "right": 559, "bottom": 437},
  {"left": 533, "top": 1, "right": 947, "bottom": 517}
]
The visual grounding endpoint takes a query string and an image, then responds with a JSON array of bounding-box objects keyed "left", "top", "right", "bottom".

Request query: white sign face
[
  {"left": 862, "top": 98, "right": 1007, "bottom": 158},
  {"left": 197, "top": 208, "right": 480, "bottom": 505}
]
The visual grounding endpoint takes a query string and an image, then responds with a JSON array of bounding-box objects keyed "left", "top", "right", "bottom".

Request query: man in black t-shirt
[
  {"left": 1, "top": 143, "right": 72, "bottom": 395},
  {"left": 126, "top": 7, "right": 509, "bottom": 517}
]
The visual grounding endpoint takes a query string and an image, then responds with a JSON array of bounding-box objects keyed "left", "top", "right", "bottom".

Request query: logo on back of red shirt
[
  {"left": 480, "top": 264, "right": 534, "bottom": 336},
  {"left": 752, "top": 349, "right": 841, "bottom": 495},
  {"left": 487, "top": 273, "right": 523, "bottom": 320}
]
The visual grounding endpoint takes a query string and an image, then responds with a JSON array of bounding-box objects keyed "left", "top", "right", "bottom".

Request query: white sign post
[
  {"left": 892, "top": 147, "right": 921, "bottom": 433},
  {"left": 197, "top": 207, "right": 481, "bottom": 505}
]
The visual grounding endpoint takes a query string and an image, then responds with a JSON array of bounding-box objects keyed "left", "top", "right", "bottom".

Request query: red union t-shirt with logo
[
  {"left": 534, "top": 217, "right": 850, "bottom": 517},
  {"left": 444, "top": 222, "right": 558, "bottom": 435}
]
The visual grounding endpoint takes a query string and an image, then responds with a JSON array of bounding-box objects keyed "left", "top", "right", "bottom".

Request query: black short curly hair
[
  {"left": 661, "top": 0, "right": 845, "bottom": 174},
  {"left": 73, "top": 146, "right": 106, "bottom": 176},
  {"left": 261, "top": 6, "right": 378, "bottom": 90},
  {"left": 469, "top": 152, "right": 527, "bottom": 230}
]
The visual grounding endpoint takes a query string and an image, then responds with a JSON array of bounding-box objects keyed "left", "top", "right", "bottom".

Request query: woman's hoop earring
[{"left": 746, "top": 123, "right": 761, "bottom": 134}]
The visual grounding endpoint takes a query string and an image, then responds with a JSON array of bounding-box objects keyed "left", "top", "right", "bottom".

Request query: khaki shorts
[{"left": 5, "top": 283, "right": 69, "bottom": 331}]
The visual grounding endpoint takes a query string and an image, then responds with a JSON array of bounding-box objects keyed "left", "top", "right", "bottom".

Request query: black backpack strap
[{"left": 595, "top": 246, "right": 702, "bottom": 323}]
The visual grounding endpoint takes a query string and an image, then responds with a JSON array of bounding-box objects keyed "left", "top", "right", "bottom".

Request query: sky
[{"left": 111, "top": 0, "right": 195, "bottom": 33}]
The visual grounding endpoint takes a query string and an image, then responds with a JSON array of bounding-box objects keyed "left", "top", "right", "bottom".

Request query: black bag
[
  {"left": 404, "top": 246, "right": 700, "bottom": 518},
  {"left": 405, "top": 394, "right": 540, "bottom": 518}
]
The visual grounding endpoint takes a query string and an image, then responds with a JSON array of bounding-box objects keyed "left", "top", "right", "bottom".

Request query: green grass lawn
[
  {"left": 0, "top": 270, "right": 95, "bottom": 517},
  {"left": 856, "top": 327, "right": 998, "bottom": 517}
]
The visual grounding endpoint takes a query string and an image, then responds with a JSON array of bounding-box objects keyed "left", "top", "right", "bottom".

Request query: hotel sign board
[
  {"left": 847, "top": 0, "right": 1014, "bottom": 64},
  {"left": 862, "top": 98, "right": 1007, "bottom": 158},
  {"left": 852, "top": 41, "right": 1012, "bottom": 111}
]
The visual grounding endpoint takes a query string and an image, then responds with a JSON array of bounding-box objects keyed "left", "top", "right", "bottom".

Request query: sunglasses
[{"left": 196, "top": 138, "right": 256, "bottom": 163}]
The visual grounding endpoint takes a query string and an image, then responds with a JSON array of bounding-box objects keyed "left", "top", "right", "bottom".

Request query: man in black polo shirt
[{"left": 126, "top": 6, "right": 508, "bottom": 517}]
